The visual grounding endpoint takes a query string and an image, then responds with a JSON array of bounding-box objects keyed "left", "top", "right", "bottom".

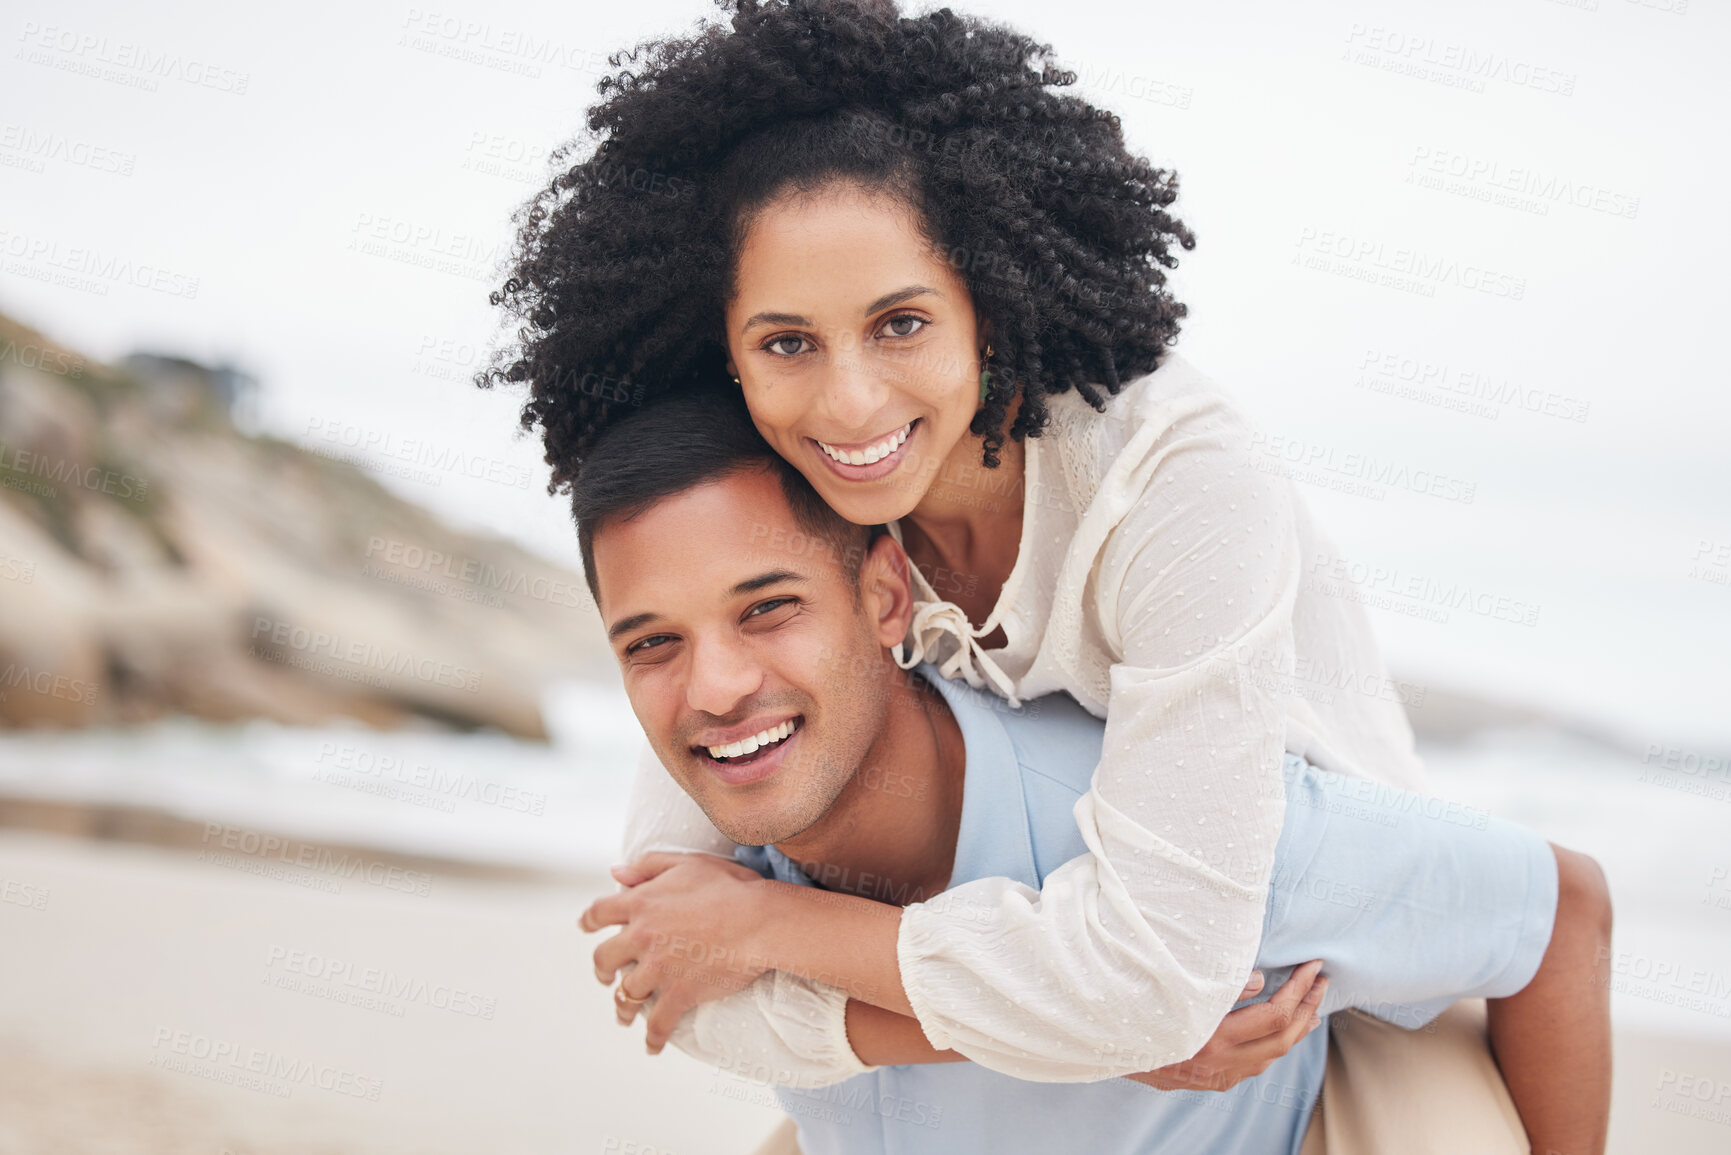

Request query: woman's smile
[{"left": 809, "top": 418, "right": 920, "bottom": 481}]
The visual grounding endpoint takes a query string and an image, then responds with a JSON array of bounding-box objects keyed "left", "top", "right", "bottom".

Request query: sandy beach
[
  {"left": 4, "top": 820, "right": 1729, "bottom": 1154},
  {"left": 0, "top": 825, "right": 787, "bottom": 1155}
]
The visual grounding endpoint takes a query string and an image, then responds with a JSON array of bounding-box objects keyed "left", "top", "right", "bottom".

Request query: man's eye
[
  {"left": 879, "top": 314, "right": 925, "bottom": 338},
  {"left": 746, "top": 597, "right": 798, "bottom": 619},
  {"left": 762, "top": 335, "right": 809, "bottom": 357},
  {"left": 625, "top": 635, "right": 674, "bottom": 655}
]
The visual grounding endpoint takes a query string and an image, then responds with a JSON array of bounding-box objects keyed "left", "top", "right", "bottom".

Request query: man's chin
[
  {"left": 696, "top": 784, "right": 827, "bottom": 848},
  {"left": 708, "top": 811, "right": 804, "bottom": 849}
]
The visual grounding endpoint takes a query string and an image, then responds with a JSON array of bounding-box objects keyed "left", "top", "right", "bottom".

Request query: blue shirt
[{"left": 737, "top": 666, "right": 1556, "bottom": 1155}]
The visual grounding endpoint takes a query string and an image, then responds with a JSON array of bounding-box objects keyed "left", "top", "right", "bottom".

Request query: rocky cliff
[{"left": 0, "top": 313, "right": 608, "bottom": 738}]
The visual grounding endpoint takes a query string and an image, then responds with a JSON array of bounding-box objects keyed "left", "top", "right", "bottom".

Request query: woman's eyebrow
[
  {"left": 738, "top": 286, "right": 942, "bottom": 335},
  {"left": 740, "top": 310, "right": 808, "bottom": 335},
  {"left": 863, "top": 285, "right": 940, "bottom": 315}
]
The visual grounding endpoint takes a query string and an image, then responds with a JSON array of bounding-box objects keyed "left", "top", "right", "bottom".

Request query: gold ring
[{"left": 615, "top": 986, "right": 650, "bottom": 1006}]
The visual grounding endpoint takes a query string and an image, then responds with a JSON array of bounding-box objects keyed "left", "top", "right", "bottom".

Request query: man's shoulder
[
  {"left": 914, "top": 663, "right": 1104, "bottom": 798},
  {"left": 993, "top": 691, "right": 1105, "bottom": 798}
]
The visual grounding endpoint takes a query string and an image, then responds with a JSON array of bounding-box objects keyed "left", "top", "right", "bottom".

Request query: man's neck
[{"left": 772, "top": 667, "right": 966, "bottom": 908}]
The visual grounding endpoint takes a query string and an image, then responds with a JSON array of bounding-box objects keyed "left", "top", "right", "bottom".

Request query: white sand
[
  {"left": 3, "top": 827, "right": 1729, "bottom": 1154},
  {"left": 0, "top": 828, "right": 785, "bottom": 1154}
]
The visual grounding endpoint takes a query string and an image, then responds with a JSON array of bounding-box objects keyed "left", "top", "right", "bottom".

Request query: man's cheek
[{"left": 624, "top": 676, "right": 686, "bottom": 775}]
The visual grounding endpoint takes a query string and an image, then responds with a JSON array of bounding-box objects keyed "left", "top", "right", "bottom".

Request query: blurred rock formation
[{"left": 0, "top": 314, "right": 607, "bottom": 738}]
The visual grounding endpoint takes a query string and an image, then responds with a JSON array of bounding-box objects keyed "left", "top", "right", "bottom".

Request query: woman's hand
[
  {"left": 578, "top": 851, "right": 773, "bottom": 1054},
  {"left": 1125, "top": 960, "right": 1329, "bottom": 1092}
]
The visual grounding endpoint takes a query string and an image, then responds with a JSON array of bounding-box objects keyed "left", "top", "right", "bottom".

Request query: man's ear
[{"left": 860, "top": 534, "right": 915, "bottom": 650}]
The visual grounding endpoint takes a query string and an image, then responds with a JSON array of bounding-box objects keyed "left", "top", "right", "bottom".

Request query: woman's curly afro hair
[{"left": 479, "top": 0, "right": 1196, "bottom": 492}]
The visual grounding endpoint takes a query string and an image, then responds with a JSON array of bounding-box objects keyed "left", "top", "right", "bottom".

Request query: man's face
[{"left": 592, "top": 466, "right": 910, "bottom": 846}]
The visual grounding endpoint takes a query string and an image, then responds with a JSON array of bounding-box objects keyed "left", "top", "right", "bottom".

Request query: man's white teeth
[
  {"left": 818, "top": 422, "right": 911, "bottom": 467},
  {"left": 708, "top": 719, "right": 796, "bottom": 761}
]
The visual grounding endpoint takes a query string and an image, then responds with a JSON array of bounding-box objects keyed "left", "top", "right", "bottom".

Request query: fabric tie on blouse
[{"left": 894, "top": 598, "right": 1022, "bottom": 707}]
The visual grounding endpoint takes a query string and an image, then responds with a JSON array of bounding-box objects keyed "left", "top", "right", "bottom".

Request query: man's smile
[{"left": 691, "top": 716, "right": 806, "bottom": 785}]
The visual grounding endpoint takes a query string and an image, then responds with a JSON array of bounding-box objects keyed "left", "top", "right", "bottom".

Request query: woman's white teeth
[
  {"left": 818, "top": 422, "right": 911, "bottom": 466},
  {"left": 708, "top": 719, "right": 796, "bottom": 761}
]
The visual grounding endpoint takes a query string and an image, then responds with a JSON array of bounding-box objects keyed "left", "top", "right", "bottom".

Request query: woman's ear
[{"left": 860, "top": 533, "right": 915, "bottom": 650}]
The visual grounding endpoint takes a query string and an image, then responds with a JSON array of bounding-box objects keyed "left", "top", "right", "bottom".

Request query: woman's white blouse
[{"left": 625, "top": 352, "right": 1432, "bottom": 1086}]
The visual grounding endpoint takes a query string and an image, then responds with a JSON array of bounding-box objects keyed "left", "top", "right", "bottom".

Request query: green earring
[{"left": 979, "top": 345, "right": 995, "bottom": 402}]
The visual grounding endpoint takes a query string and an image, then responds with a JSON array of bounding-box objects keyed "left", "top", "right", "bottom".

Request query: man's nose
[{"left": 684, "top": 633, "right": 765, "bottom": 718}]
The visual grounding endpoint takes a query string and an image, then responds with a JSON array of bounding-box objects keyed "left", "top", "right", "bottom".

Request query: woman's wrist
[
  {"left": 736, "top": 877, "right": 799, "bottom": 974},
  {"left": 748, "top": 882, "right": 913, "bottom": 1016},
  {"left": 845, "top": 999, "right": 963, "bottom": 1067}
]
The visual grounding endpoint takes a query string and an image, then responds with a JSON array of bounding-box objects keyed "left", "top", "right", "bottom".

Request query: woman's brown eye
[
  {"left": 883, "top": 315, "right": 924, "bottom": 337},
  {"left": 767, "top": 335, "right": 807, "bottom": 356}
]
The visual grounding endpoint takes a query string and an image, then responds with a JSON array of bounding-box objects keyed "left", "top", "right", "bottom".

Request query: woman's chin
[
  {"left": 817, "top": 481, "right": 922, "bottom": 528},
  {"left": 811, "top": 441, "right": 959, "bottom": 526}
]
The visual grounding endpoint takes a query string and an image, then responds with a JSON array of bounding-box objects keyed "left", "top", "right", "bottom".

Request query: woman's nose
[{"left": 819, "top": 348, "right": 892, "bottom": 434}]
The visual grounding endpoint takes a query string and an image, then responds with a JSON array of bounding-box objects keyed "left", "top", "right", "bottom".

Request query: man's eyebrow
[
  {"left": 731, "top": 570, "right": 808, "bottom": 596},
  {"left": 607, "top": 612, "right": 661, "bottom": 642},
  {"left": 606, "top": 572, "right": 806, "bottom": 639},
  {"left": 864, "top": 285, "right": 940, "bottom": 315}
]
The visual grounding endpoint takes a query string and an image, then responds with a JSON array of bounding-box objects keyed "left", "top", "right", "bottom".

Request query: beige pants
[
  {"left": 748, "top": 1000, "right": 1527, "bottom": 1155},
  {"left": 1303, "top": 999, "right": 1528, "bottom": 1155}
]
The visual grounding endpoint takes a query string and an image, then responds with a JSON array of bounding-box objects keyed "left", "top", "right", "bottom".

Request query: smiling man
[{"left": 573, "top": 390, "right": 1605, "bottom": 1155}]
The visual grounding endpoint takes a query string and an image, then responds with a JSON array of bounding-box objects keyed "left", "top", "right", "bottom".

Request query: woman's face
[{"left": 724, "top": 182, "right": 985, "bottom": 527}]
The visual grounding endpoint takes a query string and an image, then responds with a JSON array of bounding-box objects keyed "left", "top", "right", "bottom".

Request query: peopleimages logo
[
  {"left": 0, "top": 662, "right": 98, "bottom": 706},
  {"left": 1293, "top": 227, "right": 1526, "bottom": 301},
  {"left": 0, "top": 227, "right": 200, "bottom": 299},
  {"left": 313, "top": 740, "right": 548, "bottom": 816},
  {"left": 1406, "top": 146, "right": 1640, "bottom": 221},
  {"left": 1306, "top": 551, "right": 1542, "bottom": 628},
  {"left": 248, "top": 616, "right": 483, "bottom": 693},
  {"left": 397, "top": 7, "right": 615, "bottom": 78},
  {"left": 0, "top": 121, "right": 137, "bottom": 175},
  {"left": 1342, "top": 24, "right": 1577, "bottom": 97},
  {"left": 362, "top": 536, "right": 591, "bottom": 611},
  {"left": 15, "top": 22, "right": 251, "bottom": 95},
  {"left": 1354, "top": 348, "right": 1591, "bottom": 424},
  {"left": 0, "top": 336, "right": 86, "bottom": 377},
  {"left": 198, "top": 822, "right": 434, "bottom": 896},
  {"left": 263, "top": 944, "right": 498, "bottom": 1019},
  {"left": 1245, "top": 431, "right": 1478, "bottom": 505},
  {"left": 303, "top": 417, "right": 531, "bottom": 490},
  {"left": 0, "top": 443, "right": 148, "bottom": 500},
  {"left": 149, "top": 1027, "right": 382, "bottom": 1101}
]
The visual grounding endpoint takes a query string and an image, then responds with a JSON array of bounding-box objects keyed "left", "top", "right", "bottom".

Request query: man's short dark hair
[{"left": 573, "top": 388, "right": 873, "bottom": 607}]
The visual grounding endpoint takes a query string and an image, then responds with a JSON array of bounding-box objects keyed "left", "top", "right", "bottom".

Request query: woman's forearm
[
  {"left": 845, "top": 1000, "right": 965, "bottom": 1066},
  {"left": 747, "top": 880, "right": 915, "bottom": 1017}
]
